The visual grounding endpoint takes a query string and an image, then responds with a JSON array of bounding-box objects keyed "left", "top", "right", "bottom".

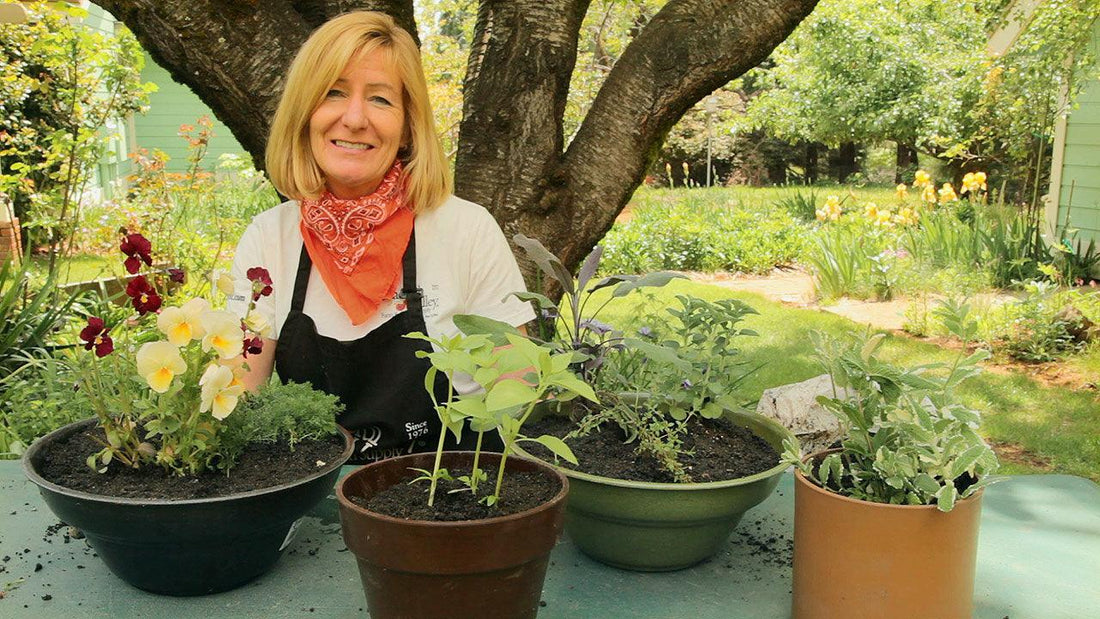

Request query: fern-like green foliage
[
  {"left": 782, "top": 301, "right": 1000, "bottom": 512},
  {"left": 219, "top": 381, "right": 343, "bottom": 461}
]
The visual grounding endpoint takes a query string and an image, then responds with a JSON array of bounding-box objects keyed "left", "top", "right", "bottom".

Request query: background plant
[{"left": 0, "top": 2, "right": 152, "bottom": 263}]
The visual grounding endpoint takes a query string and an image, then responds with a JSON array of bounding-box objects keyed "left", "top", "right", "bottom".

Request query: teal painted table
[{"left": 1, "top": 465, "right": 1097, "bottom": 618}]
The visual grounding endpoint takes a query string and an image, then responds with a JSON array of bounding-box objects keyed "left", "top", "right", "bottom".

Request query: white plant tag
[{"left": 279, "top": 517, "right": 304, "bottom": 552}]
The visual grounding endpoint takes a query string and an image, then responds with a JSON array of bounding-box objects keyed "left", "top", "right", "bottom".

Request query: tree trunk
[
  {"left": 894, "top": 142, "right": 917, "bottom": 185},
  {"left": 803, "top": 142, "right": 818, "bottom": 185},
  {"left": 830, "top": 142, "right": 859, "bottom": 184},
  {"left": 98, "top": 0, "right": 820, "bottom": 278}
]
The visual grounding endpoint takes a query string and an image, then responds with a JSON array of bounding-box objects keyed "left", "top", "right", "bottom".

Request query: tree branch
[{"left": 549, "top": 0, "right": 820, "bottom": 265}]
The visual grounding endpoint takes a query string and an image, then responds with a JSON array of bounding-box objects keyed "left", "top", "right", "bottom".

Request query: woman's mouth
[{"left": 333, "top": 139, "right": 372, "bottom": 150}]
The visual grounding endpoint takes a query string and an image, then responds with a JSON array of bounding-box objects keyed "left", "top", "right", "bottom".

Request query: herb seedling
[{"left": 407, "top": 331, "right": 597, "bottom": 507}]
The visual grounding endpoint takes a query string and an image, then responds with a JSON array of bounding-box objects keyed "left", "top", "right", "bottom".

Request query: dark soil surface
[
  {"left": 358, "top": 467, "right": 561, "bottom": 521},
  {"left": 34, "top": 427, "right": 347, "bottom": 500},
  {"left": 527, "top": 415, "right": 779, "bottom": 483}
]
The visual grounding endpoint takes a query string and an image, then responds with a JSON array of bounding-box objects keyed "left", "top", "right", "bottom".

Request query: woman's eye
[
  {"left": 325, "top": 89, "right": 345, "bottom": 98},
  {"left": 371, "top": 96, "right": 392, "bottom": 106}
]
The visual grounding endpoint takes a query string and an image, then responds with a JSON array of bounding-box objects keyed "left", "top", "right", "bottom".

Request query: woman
[{"left": 229, "top": 12, "right": 534, "bottom": 463}]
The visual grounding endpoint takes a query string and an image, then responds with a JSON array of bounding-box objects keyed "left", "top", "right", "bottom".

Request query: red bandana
[{"left": 299, "top": 162, "right": 414, "bottom": 325}]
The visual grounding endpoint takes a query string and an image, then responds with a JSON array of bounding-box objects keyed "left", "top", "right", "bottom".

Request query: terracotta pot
[
  {"left": 336, "top": 451, "right": 568, "bottom": 619},
  {"left": 792, "top": 453, "right": 984, "bottom": 619},
  {"left": 22, "top": 418, "right": 354, "bottom": 596}
]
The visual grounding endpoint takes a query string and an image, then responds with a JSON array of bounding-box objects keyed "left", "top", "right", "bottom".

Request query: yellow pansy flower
[
  {"left": 244, "top": 310, "right": 273, "bottom": 339},
  {"left": 136, "top": 341, "right": 187, "bottom": 393},
  {"left": 214, "top": 270, "right": 236, "bottom": 296},
  {"left": 156, "top": 297, "right": 211, "bottom": 346},
  {"left": 199, "top": 364, "right": 244, "bottom": 420},
  {"left": 200, "top": 310, "right": 245, "bottom": 360}
]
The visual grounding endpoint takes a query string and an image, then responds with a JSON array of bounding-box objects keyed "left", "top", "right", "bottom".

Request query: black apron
[{"left": 274, "top": 229, "right": 497, "bottom": 463}]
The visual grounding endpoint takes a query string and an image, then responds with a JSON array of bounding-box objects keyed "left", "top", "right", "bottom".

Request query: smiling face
[{"left": 308, "top": 47, "right": 406, "bottom": 199}]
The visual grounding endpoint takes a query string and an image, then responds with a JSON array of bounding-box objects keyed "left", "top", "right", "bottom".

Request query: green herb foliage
[
  {"left": 783, "top": 300, "right": 1000, "bottom": 511},
  {"left": 219, "top": 381, "right": 343, "bottom": 461}
]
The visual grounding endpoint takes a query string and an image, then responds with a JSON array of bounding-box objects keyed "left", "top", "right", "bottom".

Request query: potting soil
[
  {"left": 527, "top": 415, "right": 779, "bottom": 483},
  {"left": 359, "top": 467, "right": 561, "bottom": 521},
  {"left": 34, "top": 428, "right": 347, "bottom": 500}
]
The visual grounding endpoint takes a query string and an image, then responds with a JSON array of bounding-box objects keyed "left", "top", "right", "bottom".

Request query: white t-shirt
[{"left": 229, "top": 194, "right": 535, "bottom": 393}]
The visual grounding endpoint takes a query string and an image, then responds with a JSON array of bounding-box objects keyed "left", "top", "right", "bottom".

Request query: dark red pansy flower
[
  {"left": 167, "top": 268, "right": 185, "bottom": 284},
  {"left": 79, "top": 316, "right": 114, "bottom": 357},
  {"left": 125, "top": 276, "right": 162, "bottom": 315},
  {"left": 120, "top": 233, "right": 153, "bottom": 274},
  {"left": 246, "top": 266, "right": 273, "bottom": 301},
  {"left": 242, "top": 336, "right": 264, "bottom": 357}
]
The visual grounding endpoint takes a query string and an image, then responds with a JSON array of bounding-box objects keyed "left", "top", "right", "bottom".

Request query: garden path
[{"left": 691, "top": 269, "right": 910, "bottom": 330}]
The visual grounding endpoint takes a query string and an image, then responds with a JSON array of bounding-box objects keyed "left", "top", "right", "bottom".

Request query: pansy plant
[{"left": 77, "top": 231, "right": 275, "bottom": 475}]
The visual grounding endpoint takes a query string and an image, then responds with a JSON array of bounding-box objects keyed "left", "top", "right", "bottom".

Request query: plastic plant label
[{"left": 279, "top": 517, "right": 305, "bottom": 552}]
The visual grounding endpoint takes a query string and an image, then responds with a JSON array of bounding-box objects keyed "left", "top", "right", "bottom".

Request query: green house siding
[
  {"left": 83, "top": 3, "right": 131, "bottom": 201},
  {"left": 1055, "top": 20, "right": 1100, "bottom": 248},
  {"left": 132, "top": 53, "right": 248, "bottom": 173}
]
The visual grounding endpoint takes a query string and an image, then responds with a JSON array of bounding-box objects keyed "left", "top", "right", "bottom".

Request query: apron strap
[
  {"left": 290, "top": 244, "right": 312, "bottom": 313},
  {"left": 398, "top": 229, "right": 423, "bottom": 320}
]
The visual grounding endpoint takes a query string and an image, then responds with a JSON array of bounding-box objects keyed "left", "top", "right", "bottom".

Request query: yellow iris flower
[
  {"left": 921, "top": 184, "right": 937, "bottom": 204},
  {"left": 914, "top": 170, "right": 932, "bottom": 188},
  {"left": 938, "top": 183, "right": 958, "bottom": 203},
  {"left": 961, "top": 171, "right": 988, "bottom": 195}
]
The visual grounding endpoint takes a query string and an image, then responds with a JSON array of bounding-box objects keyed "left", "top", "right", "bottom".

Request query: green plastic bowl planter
[
  {"left": 515, "top": 403, "right": 795, "bottom": 572},
  {"left": 22, "top": 418, "right": 354, "bottom": 596}
]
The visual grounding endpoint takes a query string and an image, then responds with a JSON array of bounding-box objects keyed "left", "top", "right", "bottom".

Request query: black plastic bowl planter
[
  {"left": 22, "top": 418, "right": 354, "bottom": 596},
  {"left": 516, "top": 407, "right": 795, "bottom": 571}
]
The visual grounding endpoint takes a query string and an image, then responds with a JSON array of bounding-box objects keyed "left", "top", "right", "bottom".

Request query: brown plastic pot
[
  {"left": 791, "top": 452, "right": 984, "bottom": 619},
  {"left": 336, "top": 451, "right": 568, "bottom": 619}
]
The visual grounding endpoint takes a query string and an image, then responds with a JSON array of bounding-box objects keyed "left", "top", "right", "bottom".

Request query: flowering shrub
[{"left": 71, "top": 232, "right": 331, "bottom": 476}]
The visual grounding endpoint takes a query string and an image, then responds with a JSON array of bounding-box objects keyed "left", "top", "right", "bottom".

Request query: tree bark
[
  {"left": 894, "top": 142, "right": 917, "bottom": 185},
  {"left": 829, "top": 142, "right": 860, "bottom": 184},
  {"left": 803, "top": 142, "right": 818, "bottom": 185},
  {"left": 98, "top": 0, "right": 820, "bottom": 277}
]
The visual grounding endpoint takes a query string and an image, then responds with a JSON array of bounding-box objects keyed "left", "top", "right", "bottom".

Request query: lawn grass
[
  {"left": 598, "top": 278, "right": 1100, "bottom": 482},
  {"left": 629, "top": 183, "right": 898, "bottom": 213},
  {"left": 28, "top": 254, "right": 115, "bottom": 284}
]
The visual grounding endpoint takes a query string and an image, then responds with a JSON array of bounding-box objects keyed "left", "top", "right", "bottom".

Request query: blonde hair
[{"left": 266, "top": 11, "right": 451, "bottom": 213}]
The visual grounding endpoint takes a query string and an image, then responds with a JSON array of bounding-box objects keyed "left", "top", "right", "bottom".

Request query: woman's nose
[{"left": 341, "top": 97, "right": 369, "bottom": 130}]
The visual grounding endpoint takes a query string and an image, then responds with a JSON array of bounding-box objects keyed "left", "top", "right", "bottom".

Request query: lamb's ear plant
[
  {"left": 407, "top": 331, "right": 597, "bottom": 508},
  {"left": 783, "top": 300, "right": 1000, "bottom": 512}
]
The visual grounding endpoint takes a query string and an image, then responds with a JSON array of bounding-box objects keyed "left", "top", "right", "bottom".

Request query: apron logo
[
  {"left": 356, "top": 425, "right": 383, "bottom": 451},
  {"left": 405, "top": 419, "right": 429, "bottom": 439}
]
